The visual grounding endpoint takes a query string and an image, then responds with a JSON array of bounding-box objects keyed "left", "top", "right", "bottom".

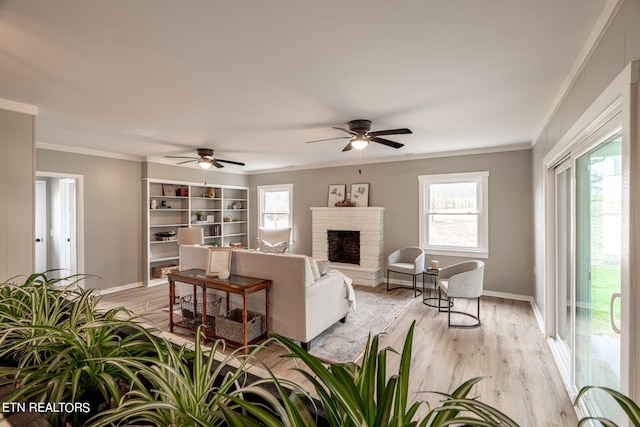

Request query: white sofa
[{"left": 178, "top": 246, "right": 350, "bottom": 349}]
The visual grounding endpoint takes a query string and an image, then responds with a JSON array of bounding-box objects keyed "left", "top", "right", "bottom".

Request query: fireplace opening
[{"left": 328, "top": 230, "right": 360, "bottom": 265}]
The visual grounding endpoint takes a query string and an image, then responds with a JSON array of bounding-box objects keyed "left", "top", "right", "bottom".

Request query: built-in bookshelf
[{"left": 143, "top": 179, "right": 248, "bottom": 285}]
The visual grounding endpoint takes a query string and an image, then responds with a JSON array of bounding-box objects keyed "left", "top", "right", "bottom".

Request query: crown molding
[
  {"left": 248, "top": 143, "right": 531, "bottom": 175},
  {"left": 0, "top": 98, "right": 38, "bottom": 115},
  {"left": 37, "top": 142, "right": 143, "bottom": 162},
  {"left": 532, "top": 0, "right": 624, "bottom": 147}
]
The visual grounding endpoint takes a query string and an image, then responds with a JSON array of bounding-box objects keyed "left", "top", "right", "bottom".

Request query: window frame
[
  {"left": 418, "top": 171, "right": 489, "bottom": 258},
  {"left": 257, "top": 183, "right": 293, "bottom": 231}
]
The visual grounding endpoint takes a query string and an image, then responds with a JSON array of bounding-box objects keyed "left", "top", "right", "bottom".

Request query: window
[
  {"left": 258, "top": 184, "right": 293, "bottom": 229},
  {"left": 418, "top": 172, "right": 489, "bottom": 258}
]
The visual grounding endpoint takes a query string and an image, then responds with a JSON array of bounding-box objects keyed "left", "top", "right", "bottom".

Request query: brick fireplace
[{"left": 311, "top": 207, "right": 384, "bottom": 286}]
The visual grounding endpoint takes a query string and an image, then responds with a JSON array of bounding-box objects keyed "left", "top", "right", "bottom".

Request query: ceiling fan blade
[
  {"left": 213, "top": 160, "right": 224, "bottom": 168},
  {"left": 370, "top": 136, "right": 404, "bottom": 149},
  {"left": 165, "top": 155, "right": 198, "bottom": 160},
  {"left": 368, "top": 128, "right": 412, "bottom": 137},
  {"left": 342, "top": 141, "right": 354, "bottom": 152},
  {"left": 305, "top": 136, "right": 351, "bottom": 144},
  {"left": 216, "top": 159, "right": 246, "bottom": 166},
  {"left": 333, "top": 126, "right": 357, "bottom": 135},
  {"left": 176, "top": 159, "right": 198, "bottom": 165}
]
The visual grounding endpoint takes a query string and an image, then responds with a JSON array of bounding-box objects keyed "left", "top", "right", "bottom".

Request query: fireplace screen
[{"left": 328, "top": 230, "right": 360, "bottom": 265}]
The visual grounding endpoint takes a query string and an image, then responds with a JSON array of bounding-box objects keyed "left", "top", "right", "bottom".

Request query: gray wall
[
  {"left": 249, "top": 149, "right": 533, "bottom": 296},
  {"left": 0, "top": 109, "right": 35, "bottom": 280},
  {"left": 37, "top": 149, "right": 142, "bottom": 290},
  {"left": 33, "top": 154, "right": 249, "bottom": 290},
  {"left": 532, "top": 0, "right": 640, "bottom": 313}
]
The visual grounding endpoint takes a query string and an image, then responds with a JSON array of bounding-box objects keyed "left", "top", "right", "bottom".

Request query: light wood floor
[{"left": 98, "top": 284, "right": 578, "bottom": 427}]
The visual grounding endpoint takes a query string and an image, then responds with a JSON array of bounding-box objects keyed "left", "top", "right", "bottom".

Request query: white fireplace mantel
[{"left": 311, "top": 207, "right": 384, "bottom": 286}]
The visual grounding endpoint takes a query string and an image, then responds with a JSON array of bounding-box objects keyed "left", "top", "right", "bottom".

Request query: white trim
[
  {"left": 250, "top": 144, "right": 529, "bottom": 175},
  {"left": 96, "top": 281, "right": 143, "bottom": 295},
  {"left": 38, "top": 142, "right": 143, "bottom": 162},
  {"left": 418, "top": 171, "right": 489, "bottom": 257},
  {"left": 257, "top": 183, "right": 294, "bottom": 229},
  {"left": 0, "top": 98, "right": 38, "bottom": 115},
  {"left": 35, "top": 171, "right": 85, "bottom": 289},
  {"left": 533, "top": 0, "right": 624, "bottom": 147},
  {"left": 541, "top": 60, "right": 638, "bottom": 416}
]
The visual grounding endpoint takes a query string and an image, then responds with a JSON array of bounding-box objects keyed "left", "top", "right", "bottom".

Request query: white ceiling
[{"left": 0, "top": 0, "right": 612, "bottom": 173}]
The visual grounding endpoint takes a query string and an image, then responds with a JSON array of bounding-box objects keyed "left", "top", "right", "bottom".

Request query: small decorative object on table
[
  {"left": 205, "top": 247, "right": 232, "bottom": 277},
  {"left": 335, "top": 201, "right": 354, "bottom": 207}
]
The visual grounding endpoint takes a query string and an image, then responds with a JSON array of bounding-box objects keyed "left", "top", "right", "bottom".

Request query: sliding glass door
[
  {"left": 553, "top": 132, "right": 622, "bottom": 422},
  {"left": 575, "top": 133, "right": 622, "bottom": 422}
]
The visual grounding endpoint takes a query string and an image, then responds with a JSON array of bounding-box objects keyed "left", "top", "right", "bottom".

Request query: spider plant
[
  {"left": 0, "top": 271, "right": 89, "bottom": 366},
  {"left": 420, "top": 376, "right": 520, "bottom": 427},
  {"left": 273, "top": 321, "right": 519, "bottom": 427},
  {"left": 272, "top": 321, "right": 424, "bottom": 426},
  {"left": 89, "top": 328, "right": 306, "bottom": 427},
  {"left": 576, "top": 386, "right": 640, "bottom": 426},
  {"left": 0, "top": 273, "right": 157, "bottom": 427}
]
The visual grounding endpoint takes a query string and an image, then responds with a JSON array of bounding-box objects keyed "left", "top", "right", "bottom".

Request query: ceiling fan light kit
[
  {"left": 198, "top": 159, "right": 213, "bottom": 169},
  {"left": 306, "top": 119, "right": 412, "bottom": 153},
  {"left": 165, "top": 148, "right": 246, "bottom": 169},
  {"left": 350, "top": 134, "right": 369, "bottom": 150}
]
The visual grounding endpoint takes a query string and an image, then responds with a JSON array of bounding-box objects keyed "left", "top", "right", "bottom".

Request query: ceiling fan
[
  {"left": 306, "top": 119, "right": 412, "bottom": 152},
  {"left": 165, "top": 148, "right": 245, "bottom": 169}
]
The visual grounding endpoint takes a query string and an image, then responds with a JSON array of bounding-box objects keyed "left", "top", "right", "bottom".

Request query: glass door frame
[{"left": 542, "top": 61, "right": 638, "bottom": 422}]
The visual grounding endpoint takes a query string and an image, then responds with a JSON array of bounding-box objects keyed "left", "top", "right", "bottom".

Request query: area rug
[{"left": 306, "top": 289, "right": 414, "bottom": 364}]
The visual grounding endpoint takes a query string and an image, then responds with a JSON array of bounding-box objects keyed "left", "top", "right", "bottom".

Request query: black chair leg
[{"left": 444, "top": 297, "right": 481, "bottom": 328}]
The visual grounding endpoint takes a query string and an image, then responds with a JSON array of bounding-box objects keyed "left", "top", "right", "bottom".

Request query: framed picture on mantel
[
  {"left": 350, "top": 183, "right": 369, "bottom": 207},
  {"left": 328, "top": 184, "right": 345, "bottom": 207}
]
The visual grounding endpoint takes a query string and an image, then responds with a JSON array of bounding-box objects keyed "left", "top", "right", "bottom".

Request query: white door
[{"left": 35, "top": 180, "right": 47, "bottom": 273}]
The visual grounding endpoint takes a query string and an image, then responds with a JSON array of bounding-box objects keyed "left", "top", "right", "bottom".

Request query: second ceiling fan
[
  {"left": 306, "top": 119, "right": 412, "bottom": 152},
  {"left": 165, "top": 148, "right": 245, "bottom": 169}
]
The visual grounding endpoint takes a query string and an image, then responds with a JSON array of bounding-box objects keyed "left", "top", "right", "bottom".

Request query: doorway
[{"left": 35, "top": 173, "right": 84, "bottom": 286}]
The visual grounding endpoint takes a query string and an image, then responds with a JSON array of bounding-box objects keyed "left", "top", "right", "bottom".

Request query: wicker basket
[
  {"left": 215, "top": 309, "right": 264, "bottom": 344},
  {"left": 180, "top": 294, "right": 222, "bottom": 328},
  {"left": 151, "top": 264, "right": 178, "bottom": 278}
]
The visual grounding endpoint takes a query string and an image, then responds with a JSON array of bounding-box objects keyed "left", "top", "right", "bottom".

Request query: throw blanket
[{"left": 344, "top": 275, "right": 357, "bottom": 311}]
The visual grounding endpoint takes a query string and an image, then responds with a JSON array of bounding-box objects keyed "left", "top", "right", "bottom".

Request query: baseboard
[
  {"left": 97, "top": 281, "right": 144, "bottom": 295},
  {"left": 385, "top": 279, "right": 546, "bottom": 332}
]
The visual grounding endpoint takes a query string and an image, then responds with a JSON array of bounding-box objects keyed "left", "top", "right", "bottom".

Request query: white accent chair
[
  {"left": 257, "top": 227, "right": 292, "bottom": 252},
  {"left": 437, "top": 260, "right": 484, "bottom": 328},
  {"left": 386, "top": 246, "right": 425, "bottom": 297}
]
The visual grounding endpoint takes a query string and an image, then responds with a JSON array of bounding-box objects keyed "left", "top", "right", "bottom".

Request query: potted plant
[{"left": 195, "top": 211, "right": 205, "bottom": 221}]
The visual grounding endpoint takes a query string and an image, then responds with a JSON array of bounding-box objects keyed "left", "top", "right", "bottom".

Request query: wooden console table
[{"left": 168, "top": 269, "right": 271, "bottom": 351}]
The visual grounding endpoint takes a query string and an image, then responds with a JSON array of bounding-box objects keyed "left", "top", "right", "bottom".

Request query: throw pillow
[
  {"left": 316, "top": 260, "right": 330, "bottom": 276},
  {"left": 260, "top": 240, "right": 287, "bottom": 254},
  {"left": 308, "top": 257, "right": 321, "bottom": 281}
]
